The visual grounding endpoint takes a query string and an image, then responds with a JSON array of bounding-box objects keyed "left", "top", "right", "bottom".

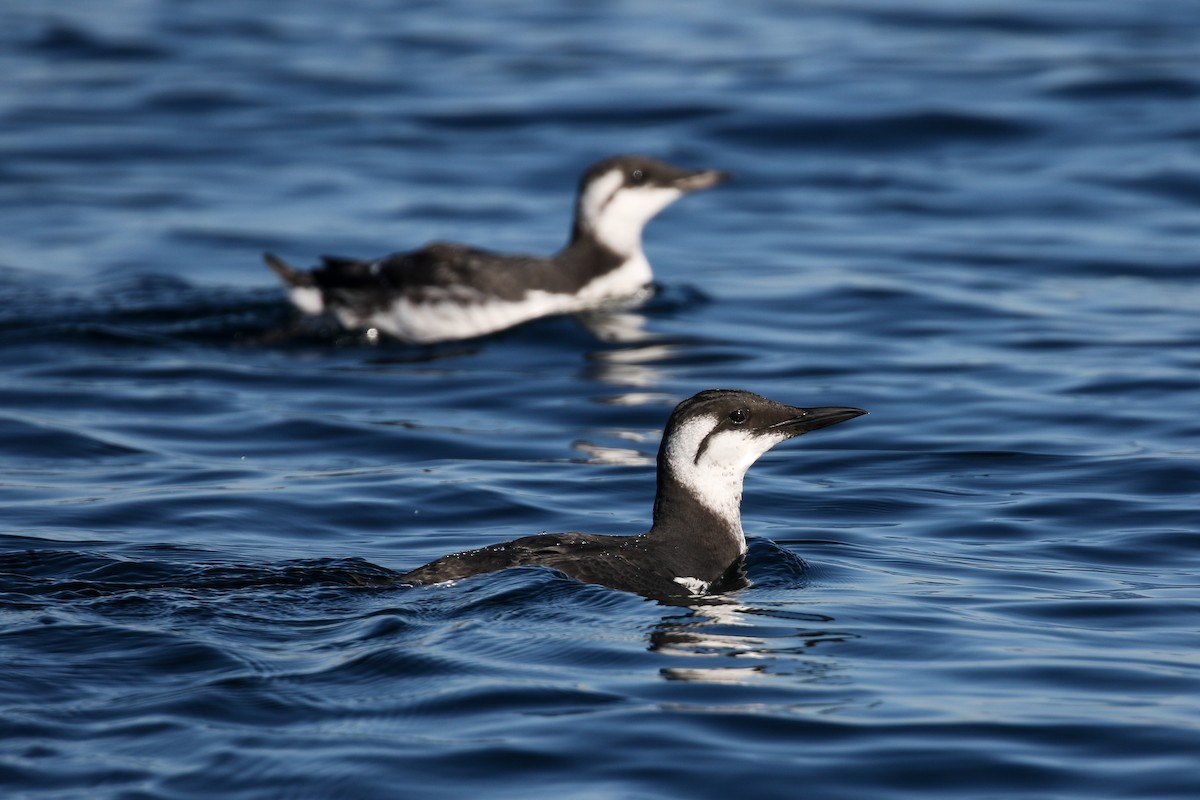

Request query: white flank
[
  {"left": 339, "top": 254, "right": 653, "bottom": 344},
  {"left": 673, "top": 576, "right": 710, "bottom": 596},
  {"left": 349, "top": 287, "right": 573, "bottom": 344},
  {"left": 288, "top": 286, "right": 325, "bottom": 315}
]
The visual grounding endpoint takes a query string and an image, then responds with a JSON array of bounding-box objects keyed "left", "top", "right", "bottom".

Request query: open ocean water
[{"left": 2, "top": 1, "right": 1199, "bottom": 797}]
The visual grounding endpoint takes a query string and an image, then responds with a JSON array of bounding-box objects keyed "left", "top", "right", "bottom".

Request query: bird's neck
[
  {"left": 646, "top": 468, "right": 747, "bottom": 580},
  {"left": 568, "top": 210, "right": 647, "bottom": 263},
  {"left": 556, "top": 225, "right": 652, "bottom": 299}
]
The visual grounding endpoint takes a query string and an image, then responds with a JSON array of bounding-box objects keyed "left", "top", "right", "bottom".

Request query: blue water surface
[{"left": 2, "top": 1, "right": 1199, "bottom": 798}]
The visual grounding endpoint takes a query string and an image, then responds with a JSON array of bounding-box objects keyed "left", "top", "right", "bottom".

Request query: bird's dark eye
[
  {"left": 728, "top": 408, "right": 749, "bottom": 425},
  {"left": 630, "top": 168, "right": 646, "bottom": 184}
]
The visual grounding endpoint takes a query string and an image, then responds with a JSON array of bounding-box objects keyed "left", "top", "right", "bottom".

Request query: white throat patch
[
  {"left": 577, "top": 169, "right": 684, "bottom": 258},
  {"left": 663, "top": 415, "right": 790, "bottom": 553}
]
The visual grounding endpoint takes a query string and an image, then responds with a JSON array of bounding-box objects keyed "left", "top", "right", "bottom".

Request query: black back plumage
[
  {"left": 307, "top": 240, "right": 623, "bottom": 315},
  {"left": 396, "top": 531, "right": 743, "bottom": 602}
]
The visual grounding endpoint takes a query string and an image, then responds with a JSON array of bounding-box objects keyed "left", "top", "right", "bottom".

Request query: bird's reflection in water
[
  {"left": 585, "top": 345, "right": 676, "bottom": 390},
  {"left": 571, "top": 439, "right": 654, "bottom": 466},
  {"left": 577, "top": 291, "right": 710, "bottom": 391},
  {"left": 579, "top": 286, "right": 713, "bottom": 388},
  {"left": 572, "top": 330, "right": 681, "bottom": 464},
  {"left": 650, "top": 594, "right": 859, "bottom": 689},
  {"left": 574, "top": 300, "right": 656, "bottom": 345}
]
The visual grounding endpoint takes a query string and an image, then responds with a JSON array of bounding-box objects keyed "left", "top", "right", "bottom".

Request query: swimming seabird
[
  {"left": 263, "top": 155, "right": 730, "bottom": 343},
  {"left": 398, "top": 389, "right": 865, "bottom": 600}
]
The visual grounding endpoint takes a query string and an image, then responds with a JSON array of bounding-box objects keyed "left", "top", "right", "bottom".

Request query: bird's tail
[{"left": 262, "top": 252, "right": 314, "bottom": 287}]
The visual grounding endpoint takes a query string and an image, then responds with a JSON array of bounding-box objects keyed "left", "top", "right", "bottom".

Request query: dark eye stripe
[
  {"left": 694, "top": 428, "right": 715, "bottom": 465},
  {"left": 597, "top": 185, "right": 622, "bottom": 213},
  {"left": 694, "top": 411, "right": 751, "bottom": 464}
]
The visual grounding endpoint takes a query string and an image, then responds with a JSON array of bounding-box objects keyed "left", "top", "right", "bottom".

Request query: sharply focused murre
[
  {"left": 397, "top": 390, "right": 866, "bottom": 601},
  {"left": 262, "top": 155, "right": 730, "bottom": 344}
]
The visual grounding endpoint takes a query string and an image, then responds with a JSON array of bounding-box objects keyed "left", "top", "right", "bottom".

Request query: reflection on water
[
  {"left": 572, "top": 421, "right": 659, "bottom": 465},
  {"left": 585, "top": 341, "right": 678, "bottom": 388},
  {"left": 573, "top": 307, "right": 655, "bottom": 345},
  {"left": 652, "top": 601, "right": 859, "bottom": 693},
  {"left": 571, "top": 440, "right": 653, "bottom": 466}
]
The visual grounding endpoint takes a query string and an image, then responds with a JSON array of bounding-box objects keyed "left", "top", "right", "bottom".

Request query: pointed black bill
[
  {"left": 769, "top": 406, "right": 867, "bottom": 436},
  {"left": 672, "top": 169, "right": 733, "bottom": 192}
]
